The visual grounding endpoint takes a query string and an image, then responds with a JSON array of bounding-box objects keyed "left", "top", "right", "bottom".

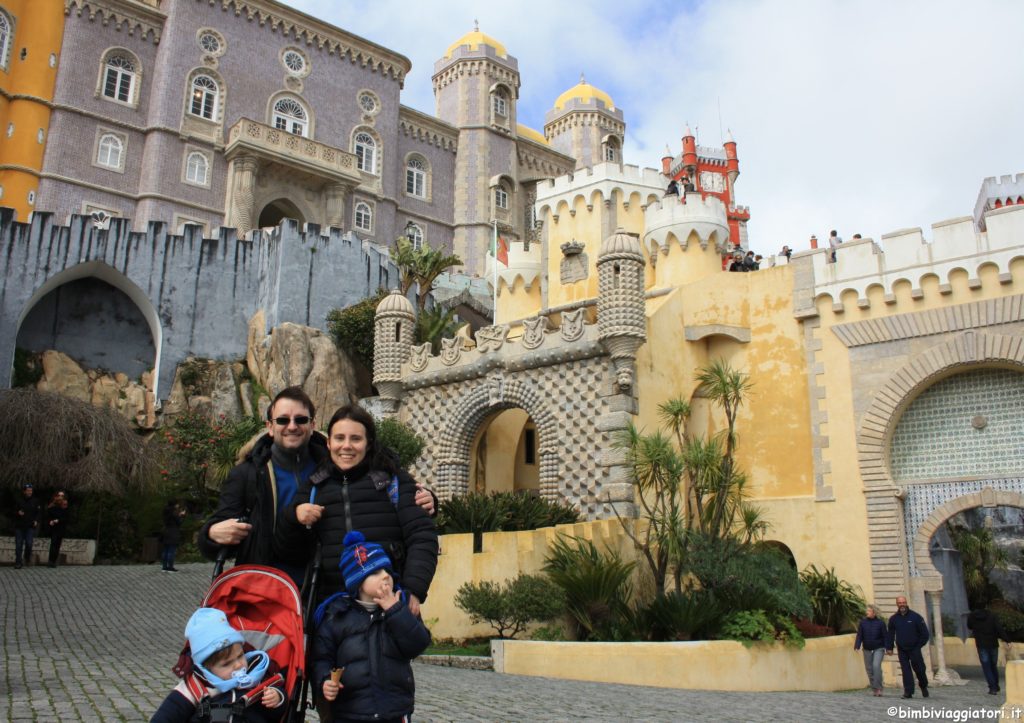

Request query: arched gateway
[{"left": 370, "top": 229, "right": 649, "bottom": 519}]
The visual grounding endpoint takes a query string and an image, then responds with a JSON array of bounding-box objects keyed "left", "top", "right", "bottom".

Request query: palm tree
[{"left": 392, "top": 236, "right": 462, "bottom": 312}]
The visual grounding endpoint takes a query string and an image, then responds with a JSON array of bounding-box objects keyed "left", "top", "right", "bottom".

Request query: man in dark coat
[
  {"left": 14, "top": 482, "right": 41, "bottom": 568},
  {"left": 886, "top": 595, "right": 931, "bottom": 698},
  {"left": 967, "top": 602, "right": 1009, "bottom": 694}
]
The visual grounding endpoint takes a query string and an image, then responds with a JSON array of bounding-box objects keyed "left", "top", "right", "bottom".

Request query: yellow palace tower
[{"left": 0, "top": 0, "right": 64, "bottom": 220}]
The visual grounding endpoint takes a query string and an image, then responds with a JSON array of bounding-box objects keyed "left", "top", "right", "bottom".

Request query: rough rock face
[
  {"left": 35, "top": 350, "right": 156, "bottom": 428},
  {"left": 248, "top": 320, "right": 358, "bottom": 422}
]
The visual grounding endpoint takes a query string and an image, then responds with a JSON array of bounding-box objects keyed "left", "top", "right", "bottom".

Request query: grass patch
[{"left": 424, "top": 638, "right": 492, "bottom": 657}]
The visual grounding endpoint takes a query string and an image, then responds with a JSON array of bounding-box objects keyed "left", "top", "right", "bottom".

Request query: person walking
[
  {"left": 886, "top": 595, "right": 930, "bottom": 699},
  {"left": 967, "top": 601, "right": 1010, "bottom": 694},
  {"left": 160, "top": 500, "right": 187, "bottom": 572},
  {"left": 14, "top": 482, "right": 41, "bottom": 568},
  {"left": 45, "top": 490, "right": 69, "bottom": 567},
  {"left": 854, "top": 604, "right": 887, "bottom": 696}
]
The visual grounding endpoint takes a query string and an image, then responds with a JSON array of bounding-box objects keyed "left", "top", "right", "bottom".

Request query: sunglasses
[{"left": 272, "top": 415, "right": 311, "bottom": 426}]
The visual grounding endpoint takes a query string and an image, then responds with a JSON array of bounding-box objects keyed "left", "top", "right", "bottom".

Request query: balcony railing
[{"left": 225, "top": 118, "right": 361, "bottom": 184}]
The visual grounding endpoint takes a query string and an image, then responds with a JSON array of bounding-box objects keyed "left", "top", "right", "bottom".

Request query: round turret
[
  {"left": 373, "top": 290, "right": 416, "bottom": 404},
  {"left": 554, "top": 73, "right": 615, "bottom": 110},
  {"left": 597, "top": 229, "right": 647, "bottom": 391},
  {"left": 444, "top": 26, "right": 508, "bottom": 58}
]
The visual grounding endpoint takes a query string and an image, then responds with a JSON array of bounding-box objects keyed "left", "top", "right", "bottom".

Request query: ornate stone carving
[
  {"left": 476, "top": 324, "right": 509, "bottom": 352},
  {"left": 440, "top": 336, "right": 462, "bottom": 366},
  {"left": 486, "top": 370, "right": 505, "bottom": 406},
  {"left": 561, "top": 308, "right": 585, "bottom": 341},
  {"left": 521, "top": 316, "right": 550, "bottom": 350},
  {"left": 409, "top": 342, "right": 431, "bottom": 372}
]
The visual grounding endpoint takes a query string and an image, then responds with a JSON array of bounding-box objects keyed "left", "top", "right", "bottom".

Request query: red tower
[{"left": 664, "top": 126, "right": 750, "bottom": 251}]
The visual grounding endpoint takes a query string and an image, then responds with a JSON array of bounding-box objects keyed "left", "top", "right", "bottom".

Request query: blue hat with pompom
[{"left": 339, "top": 530, "right": 393, "bottom": 596}]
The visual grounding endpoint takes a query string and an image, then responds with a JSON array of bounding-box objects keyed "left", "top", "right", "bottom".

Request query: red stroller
[{"left": 174, "top": 565, "right": 307, "bottom": 722}]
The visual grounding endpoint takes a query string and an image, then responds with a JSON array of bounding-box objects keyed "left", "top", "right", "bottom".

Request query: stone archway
[
  {"left": 257, "top": 198, "right": 306, "bottom": 229},
  {"left": 434, "top": 371, "right": 561, "bottom": 501},
  {"left": 14, "top": 261, "right": 162, "bottom": 397}
]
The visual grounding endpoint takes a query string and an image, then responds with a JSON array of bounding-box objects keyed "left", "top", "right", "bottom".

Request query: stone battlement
[
  {"left": 643, "top": 193, "right": 731, "bottom": 253},
  {"left": 536, "top": 161, "right": 666, "bottom": 203},
  {"left": 807, "top": 204, "right": 1024, "bottom": 309},
  {"left": 485, "top": 238, "right": 542, "bottom": 292},
  {"left": 975, "top": 172, "right": 1024, "bottom": 229}
]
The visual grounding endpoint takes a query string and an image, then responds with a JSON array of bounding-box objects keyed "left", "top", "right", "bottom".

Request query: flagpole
[{"left": 492, "top": 219, "right": 498, "bottom": 322}]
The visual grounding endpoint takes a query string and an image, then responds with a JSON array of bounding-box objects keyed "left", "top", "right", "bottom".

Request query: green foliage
[
  {"left": 631, "top": 589, "right": 723, "bottom": 641},
  {"left": 437, "top": 491, "right": 581, "bottom": 535},
  {"left": 719, "top": 610, "right": 805, "bottom": 649},
  {"left": 454, "top": 574, "right": 565, "bottom": 639},
  {"left": 799, "top": 564, "right": 866, "bottom": 633},
  {"left": 992, "top": 601, "right": 1024, "bottom": 642},
  {"left": 416, "top": 305, "right": 461, "bottom": 353},
  {"left": 178, "top": 358, "right": 211, "bottom": 390},
  {"left": 543, "top": 535, "right": 635, "bottom": 641},
  {"left": 392, "top": 235, "right": 463, "bottom": 311},
  {"left": 376, "top": 416, "right": 426, "bottom": 468},
  {"left": 685, "top": 534, "right": 812, "bottom": 620},
  {"left": 326, "top": 289, "right": 388, "bottom": 369},
  {"left": 12, "top": 348, "right": 42, "bottom": 388},
  {"left": 948, "top": 523, "right": 1009, "bottom": 608},
  {"left": 530, "top": 623, "right": 567, "bottom": 641}
]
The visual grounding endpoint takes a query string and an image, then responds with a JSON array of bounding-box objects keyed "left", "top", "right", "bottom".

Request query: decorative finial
[
  {"left": 579, "top": 72, "right": 586, "bottom": 85},
  {"left": 473, "top": 19, "right": 479, "bottom": 31},
  {"left": 664, "top": 144, "right": 672, "bottom": 157}
]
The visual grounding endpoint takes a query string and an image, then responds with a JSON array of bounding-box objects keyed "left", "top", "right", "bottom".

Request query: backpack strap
[{"left": 387, "top": 475, "right": 400, "bottom": 508}]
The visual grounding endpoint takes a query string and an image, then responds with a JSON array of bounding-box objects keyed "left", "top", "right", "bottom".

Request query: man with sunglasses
[{"left": 198, "top": 387, "right": 434, "bottom": 581}]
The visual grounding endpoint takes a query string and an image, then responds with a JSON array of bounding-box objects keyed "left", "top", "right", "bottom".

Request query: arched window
[
  {"left": 491, "top": 86, "right": 511, "bottom": 129},
  {"left": 272, "top": 97, "right": 309, "bottom": 137},
  {"left": 0, "top": 11, "right": 12, "bottom": 71},
  {"left": 355, "top": 132, "right": 376, "bottom": 174},
  {"left": 102, "top": 53, "right": 137, "bottom": 104},
  {"left": 185, "top": 151, "right": 209, "bottom": 186},
  {"left": 407, "top": 223, "right": 424, "bottom": 250},
  {"left": 354, "top": 202, "right": 372, "bottom": 232},
  {"left": 97, "top": 134, "right": 123, "bottom": 169},
  {"left": 603, "top": 135, "right": 622, "bottom": 163},
  {"left": 406, "top": 157, "right": 426, "bottom": 198},
  {"left": 494, "top": 185, "right": 509, "bottom": 210},
  {"left": 189, "top": 75, "right": 219, "bottom": 120}
]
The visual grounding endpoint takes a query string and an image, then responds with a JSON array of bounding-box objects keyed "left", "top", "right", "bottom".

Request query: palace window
[
  {"left": 184, "top": 151, "right": 209, "bottom": 186},
  {"left": 102, "top": 53, "right": 137, "bottom": 104},
  {"left": 354, "top": 201, "right": 373, "bottom": 232},
  {"left": 406, "top": 223, "right": 424, "bottom": 250},
  {"left": 355, "top": 132, "right": 376, "bottom": 174},
  {"left": 189, "top": 75, "right": 219, "bottom": 120},
  {"left": 406, "top": 157, "right": 426, "bottom": 198},
  {"left": 272, "top": 97, "right": 309, "bottom": 137},
  {"left": 96, "top": 133, "right": 124, "bottom": 170},
  {"left": 494, "top": 186, "right": 509, "bottom": 210},
  {"left": 0, "top": 11, "right": 12, "bottom": 71}
]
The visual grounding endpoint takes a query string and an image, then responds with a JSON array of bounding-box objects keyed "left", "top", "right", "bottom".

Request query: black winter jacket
[
  {"left": 311, "top": 595, "right": 430, "bottom": 722},
  {"left": 276, "top": 457, "right": 438, "bottom": 604},
  {"left": 14, "top": 494, "right": 41, "bottom": 530},
  {"left": 198, "top": 432, "right": 329, "bottom": 567},
  {"left": 967, "top": 609, "right": 1008, "bottom": 649},
  {"left": 887, "top": 609, "right": 930, "bottom": 650}
]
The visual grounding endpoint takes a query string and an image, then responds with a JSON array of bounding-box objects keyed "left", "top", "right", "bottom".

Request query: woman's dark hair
[{"left": 326, "top": 405, "right": 398, "bottom": 474}]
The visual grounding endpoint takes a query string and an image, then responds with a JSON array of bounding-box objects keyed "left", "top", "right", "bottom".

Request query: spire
[
  {"left": 473, "top": 18, "right": 479, "bottom": 31},
  {"left": 579, "top": 72, "right": 586, "bottom": 85}
]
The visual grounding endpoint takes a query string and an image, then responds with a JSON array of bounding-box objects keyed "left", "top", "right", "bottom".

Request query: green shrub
[
  {"left": 12, "top": 348, "right": 42, "bottom": 388},
  {"left": 543, "top": 535, "right": 635, "bottom": 641},
  {"left": 632, "top": 589, "right": 723, "bottom": 641},
  {"left": 454, "top": 574, "right": 565, "bottom": 639},
  {"left": 437, "top": 491, "right": 581, "bottom": 537},
  {"left": 799, "top": 564, "right": 866, "bottom": 633},
  {"left": 530, "top": 623, "right": 567, "bottom": 641},
  {"left": 376, "top": 416, "right": 426, "bottom": 468},
  {"left": 719, "top": 610, "right": 805, "bottom": 648},
  {"left": 992, "top": 601, "right": 1024, "bottom": 642},
  {"left": 327, "top": 290, "right": 388, "bottom": 369},
  {"left": 504, "top": 492, "right": 580, "bottom": 531}
]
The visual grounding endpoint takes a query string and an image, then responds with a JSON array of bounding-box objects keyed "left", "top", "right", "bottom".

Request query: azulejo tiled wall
[{"left": 890, "top": 368, "right": 1024, "bottom": 482}]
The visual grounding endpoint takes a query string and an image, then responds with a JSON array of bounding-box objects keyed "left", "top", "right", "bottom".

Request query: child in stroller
[{"left": 152, "top": 565, "right": 307, "bottom": 723}]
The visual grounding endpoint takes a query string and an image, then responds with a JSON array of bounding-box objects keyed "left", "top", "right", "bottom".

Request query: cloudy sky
[{"left": 288, "top": 0, "right": 1023, "bottom": 252}]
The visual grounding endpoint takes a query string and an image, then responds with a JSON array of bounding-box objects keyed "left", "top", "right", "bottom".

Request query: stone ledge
[
  {"left": 415, "top": 655, "right": 493, "bottom": 671},
  {"left": 0, "top": 537, "right": 96, "bottom": 565}
]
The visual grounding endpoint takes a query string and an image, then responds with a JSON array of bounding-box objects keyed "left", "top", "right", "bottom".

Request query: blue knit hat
[
  {"left": 185, "top": 608, "right": 244, "bottom": 667},
  {"left": 339, "top": 531, "right": 393, "bottom": 596}
]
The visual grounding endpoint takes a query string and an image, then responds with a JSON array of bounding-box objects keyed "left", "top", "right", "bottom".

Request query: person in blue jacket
[
  {"left": 854, "top": 604, "right": 888, "bottom": 696},
  {"left": 886, "top": 595, "right": 930, "bottom": 699}
]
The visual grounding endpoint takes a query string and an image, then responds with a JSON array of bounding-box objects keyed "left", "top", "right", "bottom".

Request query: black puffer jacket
[
  {"left": 276, "top": 457, "right": 438, "bottom": 604},
  {"left": 198, "top": 432, "right": 329, "bottom": 567},
  {"left": 311, "top": 595, "right": 430, "bottom": 722}
]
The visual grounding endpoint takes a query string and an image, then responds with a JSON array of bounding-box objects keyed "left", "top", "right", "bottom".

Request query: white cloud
[{"left": 287, "top": 0, "right": 1024, "bottom": 251}]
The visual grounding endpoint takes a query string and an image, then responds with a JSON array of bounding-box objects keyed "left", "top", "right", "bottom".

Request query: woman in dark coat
[
  {"left": 45, "top": 490, "right": 69, "bottom": 567},
  {"left": 854, "top": 603, "right": 888, "bottom": 696},
  {"left": 276, "top": 405, "right": 438, "bottom": 613},
  {"left": 160, "top": 500, "right": 187, "bottom": 572}
]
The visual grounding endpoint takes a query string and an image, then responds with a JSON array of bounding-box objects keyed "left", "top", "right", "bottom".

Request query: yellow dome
[
  {"left": 554, "top": 75, "right": 614, "bottom": 110},
  {"left": 445, "top": 29, "right": 507, "bottom": 59},
  {"left": 517, "top": 124, "right": 548, "bottom": 145}
]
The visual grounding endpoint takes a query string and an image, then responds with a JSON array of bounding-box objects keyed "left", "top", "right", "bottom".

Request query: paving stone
[{"left": 0, "top": 562, "right": 1011, "bottom": 721}]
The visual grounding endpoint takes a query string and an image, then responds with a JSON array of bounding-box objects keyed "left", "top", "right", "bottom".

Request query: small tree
[
  {"left": 454, "top": 574, "right": 564, "bottom": 639},
  {"left": 327, "top": 289, "right": 388, "bottom": 369},
  {"left": 376, "top": 416, "right": 426, "bottom": 469}
]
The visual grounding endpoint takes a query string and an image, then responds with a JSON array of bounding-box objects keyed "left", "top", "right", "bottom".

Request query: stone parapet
[
  {"left": 808, "top": 204, "right": 1024, "bottom": 310},
  {"left": 975, "top": 172, "right": 1024, "bottom": 229},
  {"left": 643, "top": 193, "right": 731, "bottom": 253},
  {"left": 0, "top": 537, "right": 95, "bottom": 566},
  {"left": 485, "top": 238, "right": 542, "bottom": 292},
  {"left": 535, "top": 162, "right": 665, "bottom": 210}
]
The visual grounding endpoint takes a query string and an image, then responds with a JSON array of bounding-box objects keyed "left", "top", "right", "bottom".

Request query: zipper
[{"left": 342, "top": 474, "right": 353, "bottom": 533}]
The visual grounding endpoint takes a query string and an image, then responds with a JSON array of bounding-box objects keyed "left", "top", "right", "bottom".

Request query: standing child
[
  {"left": 151, "top": 608, "right": 286, "bottom": 723},
  {"left": 312, "top": 531, "right": 431, "bottom": 723}
]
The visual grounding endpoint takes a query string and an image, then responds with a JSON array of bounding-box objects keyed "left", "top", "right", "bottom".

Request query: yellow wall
[{"left": 0, "top": 0, "right": 64, "bottom": 220}]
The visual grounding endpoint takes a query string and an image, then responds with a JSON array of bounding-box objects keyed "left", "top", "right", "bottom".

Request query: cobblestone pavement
[{"left": 0, "top": 562, "right": 1014, "bottom": 722}]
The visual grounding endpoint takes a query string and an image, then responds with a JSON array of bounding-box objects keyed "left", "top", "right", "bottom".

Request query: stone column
[
  {"left": 227, "top": 155, "right": 259, "bottom": 234},
  {"left": 928, "top": 590, "right": 964, "bottom": 685},
  {"left": 324, "top": 182, "right": 348, "bottom": 229}
]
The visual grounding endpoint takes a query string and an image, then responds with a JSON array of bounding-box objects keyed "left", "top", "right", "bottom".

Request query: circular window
[
  {"left": 199, "top": 33, "right": 221, "bottom": 54},
  {"left": 284, "top": 50, "right": 306, "bottom": 74},
  {"left": 359, "top": 92, "right": 378, "bottom": 113}
]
